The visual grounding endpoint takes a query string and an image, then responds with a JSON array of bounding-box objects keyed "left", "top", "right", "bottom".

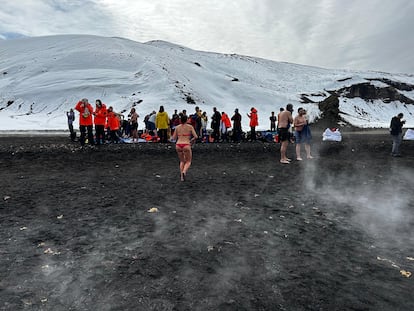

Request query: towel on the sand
[
  {"left": 322, "top": 128, "right": 342, "bottom": 142},
  {"left": 403, "top": 129, "right": 414, "bottom": 140}
]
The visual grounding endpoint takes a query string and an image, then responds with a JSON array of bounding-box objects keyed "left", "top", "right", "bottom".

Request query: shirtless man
[{"left": 278, "top": 104, "right": 294, "bottom": 164}]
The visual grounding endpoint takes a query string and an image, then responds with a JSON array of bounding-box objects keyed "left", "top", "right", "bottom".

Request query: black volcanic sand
[{"left": 1, "top": 132, "right": 413, "bottom": 310}]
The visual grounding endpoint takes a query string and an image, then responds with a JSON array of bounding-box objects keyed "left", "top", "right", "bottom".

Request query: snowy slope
[{"left": 0, "top": 34, "right": 413, "bottom": 130}]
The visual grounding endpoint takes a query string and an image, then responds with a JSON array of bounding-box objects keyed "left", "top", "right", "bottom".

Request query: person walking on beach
[
  {"left": 94, "top": 99, "right": 107, "bottom": 145},
  {"left": 156, "top": 106, "right": 170, "bottom": 143},
  {"left": 293, "top": 108, "right": 313, "bottom": 160},
  {"left": 171, "top": 114, "right": 198, "bottom": 181},
  {"left": 390, "top": 112, "right": 405, "bottom": 157},
  {"left": 247, "top": 107, "right": 258, "bottom": 141},
  {"left": 66, "top": 108, "right": 76, "bottom": 141},
  {"left": 75, "top": 98, "right": 94, "bottom": 146},
  {"left": 278, "top": 104, "right": 294, "bottom": 164}
]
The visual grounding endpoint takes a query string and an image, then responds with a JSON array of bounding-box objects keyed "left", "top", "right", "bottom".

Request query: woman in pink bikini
[{"left": 171, "top": 115, "right": 198, "bottom": 181}]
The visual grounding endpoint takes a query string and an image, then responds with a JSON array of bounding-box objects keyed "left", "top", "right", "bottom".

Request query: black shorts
[
  {"left": 278, "top": 128, "right": 290, "bottom": 142},
  {"left": 130, "top": 122, "right": 138, "bottom": 130}
]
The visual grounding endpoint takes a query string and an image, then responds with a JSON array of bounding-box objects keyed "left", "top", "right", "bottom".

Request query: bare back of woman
[{"left": 171, "top": 115, "right": 198, "bottom": 181}]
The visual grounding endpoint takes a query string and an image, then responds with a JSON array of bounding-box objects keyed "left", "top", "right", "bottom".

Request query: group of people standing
[
  {"left": 276, "top": 103, "right": 313, "bottom": 164},
  {"left": 68, "top": 98, "right": 130, "bottom": 146},
  {"left": 67, "top": 98, "right": 408, "bottom": 181}
]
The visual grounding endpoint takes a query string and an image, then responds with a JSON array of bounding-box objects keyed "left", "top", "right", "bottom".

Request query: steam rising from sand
[{"left": 302, "top": 159, "right": 414, "bottom": 247}]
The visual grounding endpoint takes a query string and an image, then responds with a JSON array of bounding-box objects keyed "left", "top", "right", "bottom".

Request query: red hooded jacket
[
  {"left": 94, "top": 104, "right": 107, "bottom": 126},
  {"left": 107, "top": 111, "right": 120, "bottom": 131},
  {"left": 249, "top": 108, "right": 258, "bottom": 127},
  {"left": 75, "top": 101, "right": 93, "bottom": 126},
  {"left": 221, "top": 113, "right": 231, "bottom": 128}
]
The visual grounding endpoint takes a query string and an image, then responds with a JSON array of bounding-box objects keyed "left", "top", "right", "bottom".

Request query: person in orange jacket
[
  {"left": 75, "top": 98, "right": 94, "bottom": 146},
  {"left": 94, "top": 99, "right": 107, "bottom": 145},
  {"left": 247, "top": 107, "right": 258, "bottom": 141},
  {"left": 107, "top": 106, "right": 121, "bottom": 143},
  {"left": 220, "top": 111, "right": 231, "bottom": 142}
]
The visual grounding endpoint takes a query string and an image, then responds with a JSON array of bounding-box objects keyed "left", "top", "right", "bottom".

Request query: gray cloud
[{"left": 1, "top": 0, "right": 413, "bottom": 73}]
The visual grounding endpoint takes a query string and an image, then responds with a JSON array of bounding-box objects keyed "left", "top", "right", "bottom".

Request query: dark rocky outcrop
[
  {"left": 186, "top": 95, "right": 196, "bottom": 105},
  {"left": 300, "top": 95, "right": 315, "bottom": 103},
  {"left": 366, "top": 78, "right": 414, "bottom": 91},
  {"left": 315, "top": 95, "right": 342, "bottom": 128},
  {"left": 335, "top": 82, "right": 414, "bottom": 105}
]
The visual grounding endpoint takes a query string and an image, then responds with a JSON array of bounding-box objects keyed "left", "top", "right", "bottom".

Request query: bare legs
[
  {"left": 296, "top": 143, "right": 313, "bottom": 160},
  {"left": 176, "top": 146, "right": 193, "bottom": 181},
  {"left": 280, "top": 141, "right": 290, "bottom": 163},
  {"left": 295, "top": 144, "right": 303, "bottom": 161}
]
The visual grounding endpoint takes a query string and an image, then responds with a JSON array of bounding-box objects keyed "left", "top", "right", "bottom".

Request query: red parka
[
  {"left": 75, "top": 100, "right": 93, "bottom": 126},
  {"left": 107, "top": 111, "right": 120, "bottom": 131},
  {"left": 249, "top": 108, "right": 258, "bottom": 127},
  {"left": 94, "top": 103, "right": 107, "bottom": 126},
  {"left": 221, "top": 113, "right": 231, "bottom": 128}
]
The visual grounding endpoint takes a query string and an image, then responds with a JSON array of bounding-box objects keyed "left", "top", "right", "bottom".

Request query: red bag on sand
[{"left": 274, "top": 134, "right": 280, "bottom": 143}]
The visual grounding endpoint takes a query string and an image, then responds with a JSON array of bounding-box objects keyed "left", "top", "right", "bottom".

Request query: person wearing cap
[{"left": 390, "top": 112, "right": 405, "bottom": 157}]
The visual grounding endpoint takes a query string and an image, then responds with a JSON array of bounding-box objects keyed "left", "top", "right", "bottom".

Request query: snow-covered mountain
[{"left": 1, "top": 34, "right": 413, "bottom": 131}]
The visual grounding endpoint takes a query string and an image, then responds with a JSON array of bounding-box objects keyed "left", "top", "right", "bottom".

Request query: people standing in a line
[
  {"left": 278, "top": 104, "right": 294, "bottom": 164},
  {"left": 66, "top": 108, "right": 76, "bottom": 141},
  {"left": 231, "top": 108, "right": 242, "bottom": 142},
  {"left": 156, "top": 105, "right": 170, "bottom": 143},
  {"left": 247, "top": 107, "right": 258, "bottom": 141},
  {"left": 211, "top": 107, "right": 221, "bottom": 142},
  {"left": 390, "top": 113, "right": 405, "bottom": 157},
  {"left": 221, "top": 111, "right": 231, "bottom": 142},
  {"left": 107, "top": 106, "right": 121, "bottom": 143},
  {"left": 293, "top": 108, "right": 313, "bottom": 161},
  {"left": 270, "top": 111, "right": 277, "bottom": 132},
  {"left": 75, "top": 98, "right": 94, "bottom": 146},
  {"left": 171, "top": 115, "right": 198, "bottom": 181},
  {"left": 129, "top": 108, "right": 139, "bottom": 142},
  {"left": 94, "top": 99, "right": 107, "bottom": 145}
]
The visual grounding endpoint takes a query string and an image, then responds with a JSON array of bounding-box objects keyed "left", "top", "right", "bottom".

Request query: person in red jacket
[
  {"left": 220, "top": 111, "right": 231, "bottom": 142},
  {"left": 75, "top": 98, "right": 94, "bottom": 146},
  {"left": 247, "top": 107, "right": 258, "bottom": 141},
  {"left": 93, "top": 99, "right": 107, "bottom": 145},
  {"left": 107, "top": 106, "right": 121, "bottom": 143}
]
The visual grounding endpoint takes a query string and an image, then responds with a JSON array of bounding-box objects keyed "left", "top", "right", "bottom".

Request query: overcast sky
[{"left": 1, "top": 0, "right": 413, "bottom": 74}]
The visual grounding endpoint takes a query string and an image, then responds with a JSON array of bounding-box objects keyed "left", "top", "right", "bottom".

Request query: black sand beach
[{"left": 1, "top": 132, "right": 413, "bottom": 310}]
